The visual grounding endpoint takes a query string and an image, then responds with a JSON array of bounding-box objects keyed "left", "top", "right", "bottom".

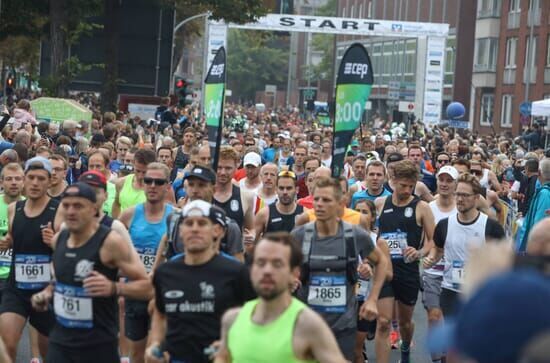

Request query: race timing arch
[{"left": 204, "top": 14, "right": 449, "bottom": 125}]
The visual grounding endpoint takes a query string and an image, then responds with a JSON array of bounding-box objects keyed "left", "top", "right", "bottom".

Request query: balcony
[
  {"left": 508, "top": 11, "right": 520, "bottom": 29},
  {"left": 474, "top": 63, "right": 497, "bottom": 73},
  {"left": 477, "top": 8, "right": 500, "bottom": 19},
  {"left": 503, "top": 68, "right": 516, "bottom": 84},
  {"left": 523, "top": 67, "right": 538, "bottom": 83},
  {"left": 528, "top": 9, "right": 541, "bottom": 26},
  {"left": 545, "top": 67, "right": 550, "bottom": 84}
]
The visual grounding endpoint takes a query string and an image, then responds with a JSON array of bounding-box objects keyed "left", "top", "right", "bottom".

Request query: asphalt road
[{"left": 15, "top": 293, "right": 431, "bottom": 363}]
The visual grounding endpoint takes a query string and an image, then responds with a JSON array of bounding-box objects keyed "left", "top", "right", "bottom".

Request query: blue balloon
[{"left": 446, "top": 102, "right": 465, "bottom": 120}]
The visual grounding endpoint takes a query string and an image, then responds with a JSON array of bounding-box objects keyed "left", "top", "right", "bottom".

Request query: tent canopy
[
  {"left": 531, "top": 98, "right": 550, "bottom": 117},
  {"left": 30, "top": 97, "right": 92, "bottom": 124}
]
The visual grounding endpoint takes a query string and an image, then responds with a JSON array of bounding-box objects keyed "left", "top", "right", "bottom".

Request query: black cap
[
  {"left": 386, "top": 152, "right": 404, "bottom": 164},
  {"left": 184, "top": 166, "right": 216, "bottom": 184},
  {"left": 61, "top": 182, "right": 97, "bottom": 203},
  {"left": 210, "top": 205, "right": 227, "bottom": 229}
]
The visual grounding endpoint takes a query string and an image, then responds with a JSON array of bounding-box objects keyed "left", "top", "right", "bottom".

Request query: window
[
  {"left": 350, "top": 5, "right": 354, "bottom": 18},
  {"left": 478, "top": 0, "right": 501, "bottom": 18},
  {"left": 480, "top": 94, "right": 495, "bottom": 126},
  {"left": 475, "top": 38, "right": 498, "bottom": 71},
  {"left": 547, "top": 35, "right": 550, "bottom": 66},
  {"left": 525, "top": 36, "right": 538, "bottom": 70},
  {"left": 529, "top": 0, "right": 540, "bottom": 11},
  {"left": 501, "top": 94, "right": 513, "bottom": 127},
  {"left": 510, "top": 0, "right": 521, "bottom": 12},
  {"left": 367, "top": 1, "right": 372, "bottom": 18},
  {"left": 359, "top": 4, "right": 363, "bottom": 18},
  {"left": 505, "top": 37, "right": 517, "bottom": 68}
]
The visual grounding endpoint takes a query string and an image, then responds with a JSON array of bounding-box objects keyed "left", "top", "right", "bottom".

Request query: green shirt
[
  {"left": 0, "top": 195, "right": 23, "bottom": 280},
  {"left": 119, "top": 174, "right": 146, "bottom": 212},
  {"left": 103, "top": 181, "right": 116, "bottom": 216},
  {"left": 228, "top": 298, "right": 318, "bottom": 363}
]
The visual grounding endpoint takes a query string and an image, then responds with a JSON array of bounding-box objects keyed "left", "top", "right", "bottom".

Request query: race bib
[
  {"left": 356, "top": 278, "right": 370, "bottom": 300},
  {"left": 308, "top": 275, "right": 346, "bottom": 313},
  {"left": 136, "top": 247, "right": 156, "bottom": 273},
  {"left": 0, "top": 248, "right": 12, "bottom": 268},
  {"left": 54, "top": 283, "right": 93, "bottom": 328},
  {"left": 451, "top": 260, "right": 465, "bottom": 287},
  {"left": 381, "top": 232, "right": 408, "bottom": 259},
  {"left": 15, "top": 254, "right": 50, "bottom": 289}
]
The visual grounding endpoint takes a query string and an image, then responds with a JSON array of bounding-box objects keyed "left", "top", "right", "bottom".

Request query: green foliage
[
  {"left": 39, "top": 56, "right": 103, "bottom": 96},
  {"left": 170, "top": 0, "right": 267, "bottom": 24},
  {"left": 310, "top": 0, "right": 336, "bottom": 82},
  {"left": 226, "top": 29, "right": 289, "bottom": 101}
]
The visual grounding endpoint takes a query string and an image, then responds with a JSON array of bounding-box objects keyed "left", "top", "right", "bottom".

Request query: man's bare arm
[{"left": 297, "top": 309, "right": 347, "bottom": 363}]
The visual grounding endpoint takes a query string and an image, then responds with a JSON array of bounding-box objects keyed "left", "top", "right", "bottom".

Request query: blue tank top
[{"left": 129, "top": 203, "right": 173, "bottom": 272}]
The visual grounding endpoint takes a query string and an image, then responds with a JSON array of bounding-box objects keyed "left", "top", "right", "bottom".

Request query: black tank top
[
  {"left": 50, "top": 225, "right": 118, "bottom": 347},
  {"left": 266, "top": 204, "right": 303, "bottom": 233},
  {"left": 100, "top": 214, "right": 114, "bottom": 228},
  {"left": 213, "top": 185, "right": 245, "bottom": 228},
  {"left": 9, "top": 199, "right": 59, "bottom": 292},
  {"left": 174, "top": 146, "right": 189, "bottom": 169},
  {"left": 378, "top": 196, "right": 423, "bottom": 276}
]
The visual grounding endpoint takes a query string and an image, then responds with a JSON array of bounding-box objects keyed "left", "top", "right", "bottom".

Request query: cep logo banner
[
  {"left": 331, "top": 43, "right": 373, "bottom": 178},
  {"left": 204, "top": 47, "right": 226, "bottom": 170}
]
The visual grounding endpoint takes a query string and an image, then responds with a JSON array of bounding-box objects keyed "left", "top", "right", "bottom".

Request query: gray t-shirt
[{"left": 291, "top": 223, "right": 374, "bottom": 333}]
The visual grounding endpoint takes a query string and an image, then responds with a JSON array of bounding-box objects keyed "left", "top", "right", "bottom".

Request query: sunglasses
[
  {"left": 143, "top": 177, "right": 168, "bottom": 186},
  {"left": 278, "top": 170, "right": 296, "bottom": 179},
  {"left": 470, "top": 169, "right": 483, "bottom": 176},
  {"left": 437, "top": 159, "right": 450, "bottom": 164}
]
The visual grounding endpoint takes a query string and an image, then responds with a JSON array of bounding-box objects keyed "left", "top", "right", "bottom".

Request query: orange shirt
[{"left": 306, "top": 208, "right": 361, "bottom": 225}]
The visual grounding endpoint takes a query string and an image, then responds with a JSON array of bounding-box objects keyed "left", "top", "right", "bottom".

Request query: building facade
[{"left": 472, "top": 0, "right": 550, "bottom": 136}]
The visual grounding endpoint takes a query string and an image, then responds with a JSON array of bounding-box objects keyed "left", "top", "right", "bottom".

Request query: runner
[
  {"left": 118, "top": 163, "right": 174, "bottom": 363},
  {"left": 112, "top": 148, "right": 156, "bottom": 217},
  {"left": 424, "top": 173, "right": 505, "bottom": 317},
  {"left": 252, "top": 163, "right": 278, "bottom": 214},
  {"left": 348, "top": 154, "right": 367, "bottom": 189},
  {"left": 292, "top": 177, "right": 390, "bottom": 362},
  {"left": 145, "top": 200, "right": 254, "bottom": 363},
  {"left": 0, "top": 163, "right": 24, "bottom": 299},
  {"left": 154, "top": 165, "right": 243, "bottom": 269},
  {"left": 423, "top": 165, "right": 458, "bottom": 363},
  {"left": 239, "top": 152, "right": 263, "bottom": 195},
  {"left": 353, "top": 199, "right": 394, "bottom": 363},
  {"left": 254, "top": 170, "right": 304, "bottom": 238},
  {"left": 30, "top": 182, "right": 152, "bottom": 363},
  {"left": 375, "top": 160, "right": 436, "bottom": 363},
  {"left": 213, "top": 146, "right": 254, "bottom": 233},
  {"left": 47, "top": 154, "right": 69, "bottom": 202},
  {"left": 110, "top": 136, "right": 133, "bottom": 174},
  {"left": 87, "top": 151, "right": 117, "bottom": 216},
  {"left": 216, "top": 232, "right": 347, "bottom": 363},
  {"left": 173, "top": 127, "right": 196, "bottom": 170},
  {"left": 0, "top": 157, "right": 63, "bottom": 361},
  {"left": 350, "top": 160, "right": 392, "bottom": 208}
]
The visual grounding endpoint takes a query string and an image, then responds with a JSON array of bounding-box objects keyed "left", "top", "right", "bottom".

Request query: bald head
[
  {"left": 314, "top": 166, "right": 331, "bottom": 179},
  {"left": 527, "top": 218, "right": 550, "bottom": 256}
]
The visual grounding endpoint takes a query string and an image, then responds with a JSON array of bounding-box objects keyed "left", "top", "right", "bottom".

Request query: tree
[
  {"left": 227, "top": 29, "right": 289, "bottom": 102},
  {"left": 310, "top": 0, "right": 336, "bottom": 82}
]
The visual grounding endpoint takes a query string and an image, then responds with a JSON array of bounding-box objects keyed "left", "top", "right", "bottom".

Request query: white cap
[
  {"left": 437, "top": 165, "right": 459, "bottom": 180},
  {"left": 243, "top": 152, "right": 261, "bottom": 167}
]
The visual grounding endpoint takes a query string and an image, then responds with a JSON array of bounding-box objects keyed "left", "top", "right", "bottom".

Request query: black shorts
[
  {"left": 46, "top": 341, "right": 119, "bottom": 363},
  {"left": 124, "top": 299, "right": 150, "bottom": 341},
  {"left": 389, "top": 273, "right": 420, "bottom": 306},
  {"left": 356, "top": 303, "right": 377, "bottom": 334},
  {"left": 0, "top": 287, "right": 55, "bottom": 336},
  {"left": 440, "top": 288, "right": 461, "bottom": 317},
  {"left": 0, "top": 279, "right": 6, "bottom": 302}
]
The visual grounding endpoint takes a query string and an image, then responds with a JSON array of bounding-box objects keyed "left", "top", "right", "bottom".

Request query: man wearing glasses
[
  {"left": 118, "top": 163, "right": 174, "bottom": 363},
  {"left": 434, "top": 152, "right": 451, "bottom": 172},
  {"left": 424, "top": 173, "right": 504, "bottom": 318}
]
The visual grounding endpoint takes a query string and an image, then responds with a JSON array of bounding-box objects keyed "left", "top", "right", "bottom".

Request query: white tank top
[
  {"left": 239, "top": 179, "right": 262, "bottom": 195},
  {"left": 442, "top": 213, "right": 488, "bottom": 292},
  {"left": 425, "top": 200, "right": 457, "bottom": 276},
  {"left": 479, "top": 168, "right": 490, "bottom": 189}
]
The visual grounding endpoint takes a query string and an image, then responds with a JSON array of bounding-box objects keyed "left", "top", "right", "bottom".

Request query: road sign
[
  {"left": 520, "top": 102, "right": 532, "bottom": 116},
  {"left": 398, "top": 101, "right": 415, "bottom": 112},
  {"left": 443, "top": 119, "right": 469, "bottom": 129},
  {"left": 265, "top": 84, "right": 277, "bottom": 93}
]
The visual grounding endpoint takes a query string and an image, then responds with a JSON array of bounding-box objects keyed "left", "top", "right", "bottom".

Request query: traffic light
[
  {"left": 5, "top": 74, "right": 15, "bottom": 96},
  {"left": 174, "top": 76, "right": 193, "bottom": 107}
]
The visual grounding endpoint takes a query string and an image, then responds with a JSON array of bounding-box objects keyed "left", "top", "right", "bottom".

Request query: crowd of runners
[{"left": 0, "top": 94, "right": 548, "bottom": 363}]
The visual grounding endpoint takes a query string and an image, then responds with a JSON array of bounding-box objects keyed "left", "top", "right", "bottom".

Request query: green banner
[
  {"left": 335, "top": 84, "right": 372, "bottom": 131},
  {"left": 205, "top": 83, "right": 224, "bottom": 127},
  {"left": 331, "top": 43, "right": 374, "bottom": 177},
  {"left": 204, "top": 47, "right": 226, "bottom": 170}
]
